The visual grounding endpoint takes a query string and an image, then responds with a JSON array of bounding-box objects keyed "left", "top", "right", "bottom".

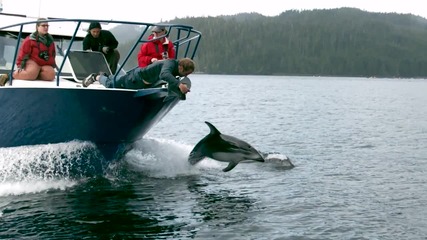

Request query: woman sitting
[{"left": 13, "top": 18, "right": 57, "bottom": 81}]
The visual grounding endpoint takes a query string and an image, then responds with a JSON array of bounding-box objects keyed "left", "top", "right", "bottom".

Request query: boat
[{"left": 0, "top": 13, "right": 202, "bottom": 161}]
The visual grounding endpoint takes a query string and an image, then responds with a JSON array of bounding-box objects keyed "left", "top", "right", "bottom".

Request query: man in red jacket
[{"left": 137, "top": 25, "right": 176, "bottom": 68}]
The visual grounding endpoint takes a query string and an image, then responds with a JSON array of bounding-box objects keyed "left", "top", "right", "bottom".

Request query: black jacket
[{"left": 82, "top": 30, "right": 119, "bottom": 56}]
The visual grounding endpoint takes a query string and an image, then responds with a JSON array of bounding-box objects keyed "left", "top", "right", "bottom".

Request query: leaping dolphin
[{"left": 188, "top": 121, "right": 265, "bottom": 172}]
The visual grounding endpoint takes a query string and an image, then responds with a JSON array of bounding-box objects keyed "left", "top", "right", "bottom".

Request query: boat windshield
[{"left": 0, "top": 35, "right": 17, "bottom": 72}]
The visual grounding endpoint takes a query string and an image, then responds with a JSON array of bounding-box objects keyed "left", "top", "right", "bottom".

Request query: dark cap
[
  {"left": 151, "top": 25, "right": 166, "bottom": 33},
  {"left": 88, "top": 22, "right": 102, "bottom": 31},
  {"left": 36, "top": 18, "right": 47, "bottom": 25}
]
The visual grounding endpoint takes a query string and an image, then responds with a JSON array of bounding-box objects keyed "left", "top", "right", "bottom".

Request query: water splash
[
  {"left": 123, "top": 137, "right": 222, "bottom": 178},
  {"left": 0, "top": 179, "right": 76, "bottom": 196},
  {"left": 0, "top": 141, "right": 106, "bottom": 195},
  {"left": 261, "top": 151, "right": 295, "bottom": 170}
]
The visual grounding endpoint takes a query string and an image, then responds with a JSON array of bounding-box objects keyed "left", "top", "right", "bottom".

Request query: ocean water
[{"left": 0, "top": 75, "right": 426, "bottom": 239}]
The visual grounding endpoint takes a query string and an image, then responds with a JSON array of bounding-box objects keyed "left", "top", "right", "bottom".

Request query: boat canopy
[{"left": 0, "top": 13, "right": 202, "bottom": 86}]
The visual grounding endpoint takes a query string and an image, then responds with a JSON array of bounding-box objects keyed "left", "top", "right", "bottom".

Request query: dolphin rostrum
[{"left": 188, "top": 121, "right": 265, "bottom": 172}]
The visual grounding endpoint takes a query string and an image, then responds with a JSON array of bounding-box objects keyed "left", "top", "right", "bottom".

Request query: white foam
[
  {"left": 0, "top": 141, "right": 98, "bottom": 195},
  {"left": 265, "top": 153, "right": 290, "bottom": 160},
  {"left": 124, "top": 137, "right": 222, "bottom": 178},
  {"left": 0, "top": 179, "right": 76, "bottom": 196}
]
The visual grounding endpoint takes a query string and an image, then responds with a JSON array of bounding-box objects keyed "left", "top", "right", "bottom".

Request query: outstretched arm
[{"left": 159, "top": 60, "right": 179, "bottom": 88}]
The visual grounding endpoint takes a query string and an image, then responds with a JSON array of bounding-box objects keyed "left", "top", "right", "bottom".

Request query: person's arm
[
  {"left": 50, "top": 43, "right": 58, "bottom": 68},
  {"left": 167, "top": 42, "right": 176, "bottom": 59},
  {"left": 16, "top": 37, "right": 31, "bottom": 68},
  {"left": 105, "top": 31, "right": 119, "bottom": 50},
  {"left": 82, "top": 35, "right": 90, "bottom": 50},
  {"left": 159, "top": 60, "right": 179, "bottom": 88},
  {"left": 137, "top": 43, "right": 151, "bottom": 67}
]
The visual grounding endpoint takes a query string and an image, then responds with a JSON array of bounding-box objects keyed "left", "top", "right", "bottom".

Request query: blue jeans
[{"left": 99, "top": 71, "right": 146, "bottom": 89}]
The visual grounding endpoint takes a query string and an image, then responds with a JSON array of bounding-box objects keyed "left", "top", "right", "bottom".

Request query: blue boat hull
[
  {"left": 0, "top": 87, "right": 179, "bottom": 159},
  {"left": 0, "top": 17, "right": 202, "bottom": 164}
]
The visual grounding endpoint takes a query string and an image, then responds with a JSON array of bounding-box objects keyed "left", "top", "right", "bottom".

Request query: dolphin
[
  {"left": 262, "top": 152, "right": 295, "bottom": 169},
  {"left": 188, "top": 121, "right": 265, "bottom": 172}
]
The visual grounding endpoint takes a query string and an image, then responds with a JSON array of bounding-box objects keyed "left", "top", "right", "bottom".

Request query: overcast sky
[{"left": 2, "top": 0, "right": 426, "bottom": 23}]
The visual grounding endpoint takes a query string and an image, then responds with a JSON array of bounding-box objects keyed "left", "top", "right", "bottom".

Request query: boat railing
[{"left": 0, "top": 17, "right": 202, "bottom": 87}]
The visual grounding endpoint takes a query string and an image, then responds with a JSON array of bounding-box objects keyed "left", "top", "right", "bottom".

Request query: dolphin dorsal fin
[{"left": 205, "top": 121, "right": 221, "bottom": 136}]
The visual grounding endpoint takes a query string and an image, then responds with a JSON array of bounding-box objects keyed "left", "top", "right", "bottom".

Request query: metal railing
[{"left": 0, "top": 17, "right": 202, "bottom": 87}]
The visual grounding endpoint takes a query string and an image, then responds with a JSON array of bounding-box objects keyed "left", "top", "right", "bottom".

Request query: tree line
[{"left": 116, "top": 8, "right": 427, "bottom": 78}]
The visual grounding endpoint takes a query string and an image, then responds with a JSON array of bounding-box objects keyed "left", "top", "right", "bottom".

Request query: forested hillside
[{"left": 116, "top": 8, "right": 427, "bottom": 78}]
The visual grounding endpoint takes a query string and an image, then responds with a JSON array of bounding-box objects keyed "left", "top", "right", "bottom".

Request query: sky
[{"left": 2, "top": 0, "right": 426, "bottom": 23}]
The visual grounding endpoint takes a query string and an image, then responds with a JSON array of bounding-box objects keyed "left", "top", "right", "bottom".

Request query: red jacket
[
  {"left": 16, "top": 34, "right": 56, "bottom": 68},
  {"left": 137, "top": 35, "right": 175, "bottom": 68}
]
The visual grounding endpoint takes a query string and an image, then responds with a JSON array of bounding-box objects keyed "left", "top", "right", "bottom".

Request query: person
[
  {"left": 137, "top": 25, "right": 175, "bottom": 68},
  {"left": 11, "top": 18, "right": 57, "bottom": 82},
  {"left": 0, "top": 73, "right": 8, "bottom": 86},
  {"left": 83, "top": 57, "right": 195, "bottom": 99},
  {"left": 83, "top": 21, "right": 120, "bottom": 74}
]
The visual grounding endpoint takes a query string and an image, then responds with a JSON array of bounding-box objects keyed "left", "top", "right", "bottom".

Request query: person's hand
[
  {"left": 20, "top": 60, "right": 27, "bottom": 70},
  {"left": 179, "top": 82, "right": 190, "bottom": 94},
  {"left": 151, "top": 58, "right": 158, "bottom": 63},
  {"left": 102, "top": 46, "right": 109, "bottom": 54}
]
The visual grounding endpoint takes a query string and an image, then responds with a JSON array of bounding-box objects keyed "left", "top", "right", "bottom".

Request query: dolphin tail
[{"left": 222, "top": 162, "right": 238, "bottom": 172}]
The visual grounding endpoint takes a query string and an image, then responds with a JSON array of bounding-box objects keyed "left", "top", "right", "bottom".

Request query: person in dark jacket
[
  {"left": 83, "top": 58, "right": 195, "bottom": 99},
  {"left": 83, "top": 21, "right": 120, "bottom": 74}
]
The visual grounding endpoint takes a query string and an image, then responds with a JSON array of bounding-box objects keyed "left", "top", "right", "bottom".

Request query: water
[{"left": 1, "top": 75, "right": 426, "bottom": 239}]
